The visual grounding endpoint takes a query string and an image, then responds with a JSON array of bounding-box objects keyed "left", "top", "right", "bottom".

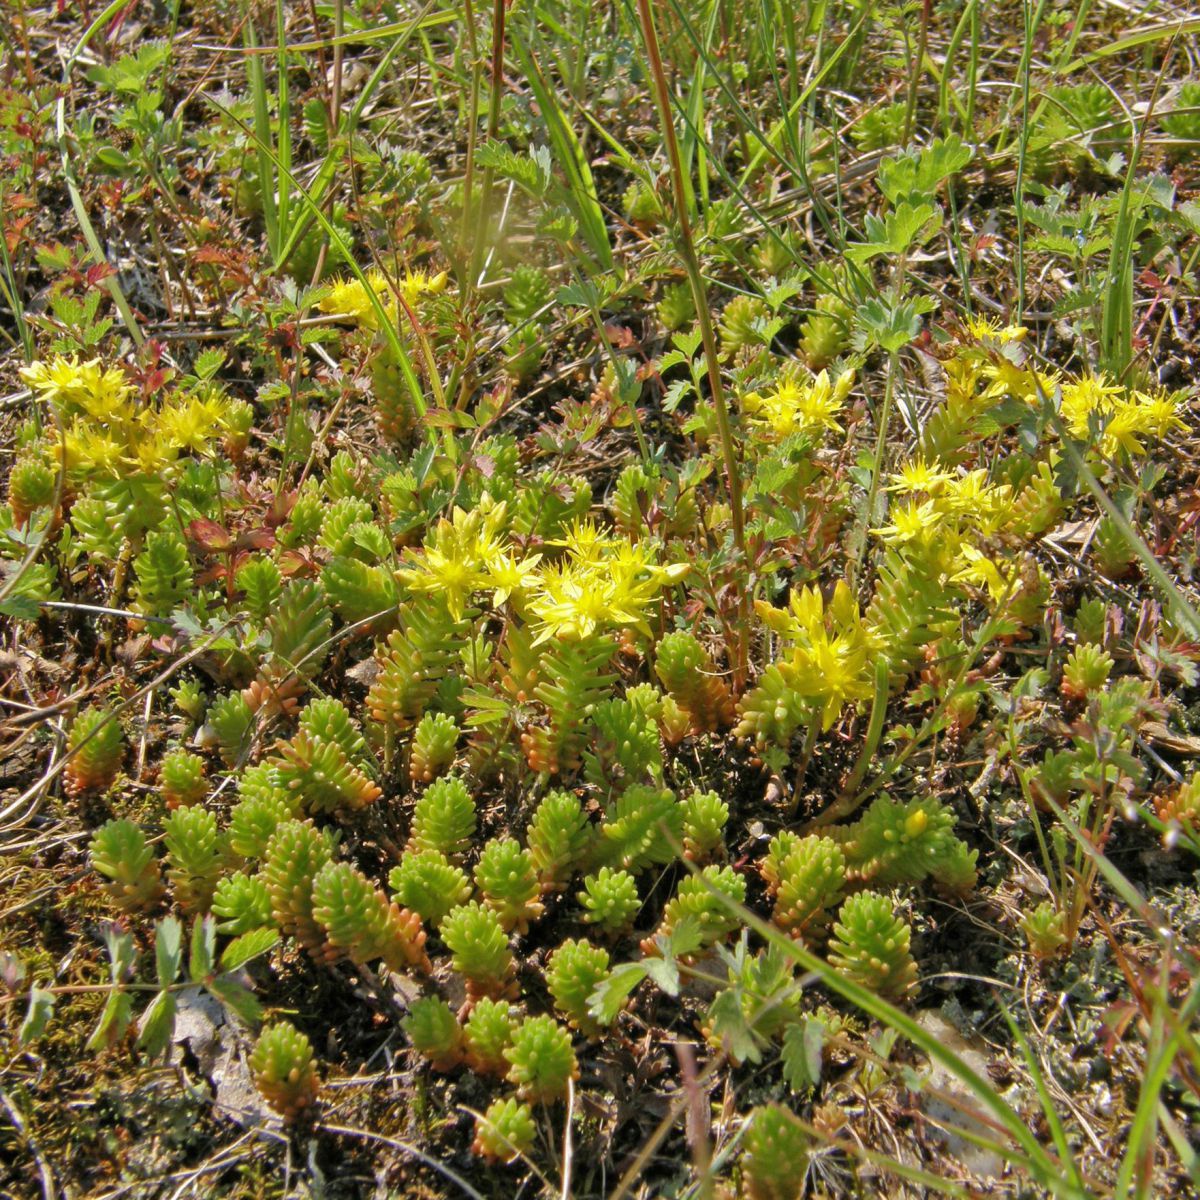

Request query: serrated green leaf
[
  {"left": 643, "top": 954, "right": 680, "bottom": 995},
  {"left": 0, "top": 595, "right": 41, "bottom": 622},
  {"left": 854, "top": 297, "right": 935, "bottom": 353},
  {"left": 102, "top": 925, "right": 137, "bottom": 984},
  {"left": 588, "top": 961, "right": 648, "bottom": 1025},
  {"left": 137, "top": 990, "right": 177, "bottom": 1059},
  {"left": 657, "top": 349, "right": 690, "bottom": 373},
  {"left": 155, "top": 917, "right": 183, "bottom": 989},
  {"left": 707, "top": 988, "right": 761, "bottom": 1063},
  {"left": 87, "top": 989, "right": 134, "bottom": 1051},
  {"left": 19, "top": 986, "right": 55, "bottom": 1046},
  {"left": 221, "top": 927, "right": 279, "bottom": 970},
  {"left": 207, "top": 975, "right": 264, "bottom": 1026},
  {"left": 781, "top": 1018, "right": 825, "bottom": 1091},
  {"left": 192, "top": 348, "right": 226, "bottom": 380},
  {"left": 189, "top": 915, "right": 216, "bottom": 982}
]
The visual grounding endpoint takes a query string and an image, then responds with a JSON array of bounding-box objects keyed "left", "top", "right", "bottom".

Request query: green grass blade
[{"left": 511, "top": 31, "right": 613, "bottom": 270}]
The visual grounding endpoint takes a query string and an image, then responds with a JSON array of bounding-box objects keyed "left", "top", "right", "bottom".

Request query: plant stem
[
  {"left": 469, "top": 0, "right": 508, "bottom": 287},
  {"left": 851, "top": 349, "right": 897, "bottom": 589},
  {"left": 634, "top": 0, "right": 745, "bottom": 561}
]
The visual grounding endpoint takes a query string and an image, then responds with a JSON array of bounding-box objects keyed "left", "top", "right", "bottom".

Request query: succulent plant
[
  {"left": 578, "top": 867, "right": 641, "bottom": 936},
  {"left": 132, "top": 529, "right": 192, "bottom": 617},
  {"left": 369, "top": 598, "right": 470, "bottom": 729},
  {"left": 474, "top": 838, "right": 545, "bottom": 934},
  {"left": 839, "top": 793, "right": 977, "bottom": 893},
  {"left": 657, "top": 694, "right": 692, "bottom": 746},
  {"left": 320, "top": 496, "right": 373, "bottom": 555},
  {"left": 504, "top": 1014, "right": 579, "bottom": 1103},
  {"left": 160, "top": 748, "right": 207, "bottom": 809},
  {"left": 771, "top": 835, "right": 846, "bottom": 941},
  {"left": 759, "top": 831, "right": 802, "bottom": 895},
  {"left": 521, "top": 637, "right": 618, "bottom": 776},
  {"left": 472, "top": 1097, "right": 537, "bottom": 1164},
  {"left": 597, "top": 784, "right": 684, "bottom": 874},
  {"left": 681, "top": 790, "right": 728, "bottom": 861},
  {"left": 89, "top": 819, "right": 165, "bottom": 913},
  {"left": 410, "top": 712, "right": 460, "bottom": 784},
  {"left": 526, "top": 790, "right": 593, "bottom": 892},
  {"left": 851, "top": 100, "right": 906, "bottom": 150},
  {"left": 163, "top": 806, "right": 222, "bottom": 912},
  {"left": 622, "top": 177, "right": 662, "bottom": 225},
  {"left": 439, "top": 901, "right": 516, "bottom": 999},
  {"left": 741, "top": 1104, "right": 810, "bottom": 1200},
  {"left": 228, "top": 772, "right": 297, "bottom": 861},
  {"left": 271, "top": 727, "right": 382, "bottom": 817},
  {"left": 1061, "top": 643, "right": 1114, "bottom": 702},
  {"left": 208, "top": 691, "right": 255, "bottom": 768},
  {"left": 643, "top": 865, "right": 746, "bottom": 953},
  {"left": 407, "top": 776, "right": 477, "bottom": 859},
  {"left": 546, "top": 938, "right": 612, "bottom": 1035},
  {"left": 388, "top": 850, "right": 472, "bottom": 925},
  {"left": 718, "top": 294, "right": 771, "bottom": 356},
  {"left": 250, "top": 1022, "right": 320, "bottom": 1121},
  {"left": 656, "top": 281, "right": 696, "bottom": 332},
  {"left": 827, "top": 891, "right": 917, "bottom": 999},
  {"left": 1162, "top": 81, "right": 1200, "bottom": 142},
  {"left": 584, "top": 696, "right": 663, "bottom": 792},
  {"left": 503, "top": 264, "right": 553, "bottom": 325},
  {"left": 751, "top": 230, "right": 801, "bottom": 276},
  {"left": 1073, "top": 596, "right": 1109, "bottom": 646},
  {"left": 1092, "top": 515, "right": 1137, "bottom": 580},
  {"left": 799, "top": 293, "right": 853, "bottom": 370},
  {"left": 1156, "top": 772, "right": 1200, "bottom": 842},
  {"left": 403, "top": 995, "right": 465, "bottom": 1070},
  {"left": 464, "top": 997, "right": 520, "bottom": 1076},
  {"left": 610, "top": 463, "right": 661, "bottom": 539},
  {"left": 654, "top": 631, "right": 735, "bottom": 734},
  {"left": 222, "top": 397, "right": 254, "bottom": 459},
  {"left": 170, "top": 678, "right": 207, "bottom": 725},
  {"left": 312, "top": 861, "right": 430, "bottom": 973},
  {"left": 263, "top": 819, "right": 335, "bottom": 957},
  {"left": 322, "top": 555, "right": 399, "bottom": 632},
  {"left": 7, "top": 455, "right": 56, "bottom": 525},
  {"left": 211, "top": 871, "right": 274, "bottom": 934},
  {"left": 1020, "top": 900, "right": 1069, "bottom": 959},
  {"left": 64, "top": 706, "right": 125, "bottom": 798}
]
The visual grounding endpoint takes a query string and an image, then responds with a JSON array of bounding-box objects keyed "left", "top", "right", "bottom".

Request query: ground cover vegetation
[{"left": 0, "top": 0, "right": 1199, "bottom": 1195}]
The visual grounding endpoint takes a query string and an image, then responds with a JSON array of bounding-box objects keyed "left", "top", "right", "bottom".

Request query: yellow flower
[
  {"left": 1059, "top": 373, "right": 1123, "bottom": 439},
  {"left": 527, "top": 535, "right": 687, "bottom": 644},
  {"left": 396, "top": 500, "right": 509, "bottom": 620},
  {"left": 528, "top": 562, "right": 614, "bottom": 643},
  {"left": 887, "top": 457, "right": 955, "bottom": 495},
  {"left": 873, "top": 498, "right": 943, "bottom": 545},
  {"left": 759, "top": 580, "right": 874, "bottom": 730},
  {"left": 743, "top": 369, "right": 854, "bottom": 441},
  {"left": 398, "top": 269, "right": 448, "bottom": 307},
  {"left": 952, "top": 545, "right": 1015, "bottom": 606},
  {"left": 965, "top": 315, "right": 1028, "bottom": 346},
  {"left": 981, "top": 355, "right": 1058, "bottom": 405},
  {"left": 485, "top": 550, "right": 542, "bottom": 608},
  {"left": 318, "top": 272, "right": 393, "bottom": 330}
]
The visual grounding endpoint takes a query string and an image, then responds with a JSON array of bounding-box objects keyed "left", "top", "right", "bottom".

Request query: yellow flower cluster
[
  {"left": 962, "top": 318, "right": 1185, "bottom": 460},
  {"left": 317, "top": 269, "right": 448, "bottom": 332},
  {"left": 754, "top": 581, "right": 874, "bottom": 729},
  {"left": 21, "top": 356, "right": 231, "bottom": 481},
  {"left": 1058, "top": 375, "right": 1184, "bottom": 459},
  {"left": 742, "top": 369, "right": 854, "bottom": 442},
  {"left": 397, "top": 498, "right": 689, "bottom": 643}
]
